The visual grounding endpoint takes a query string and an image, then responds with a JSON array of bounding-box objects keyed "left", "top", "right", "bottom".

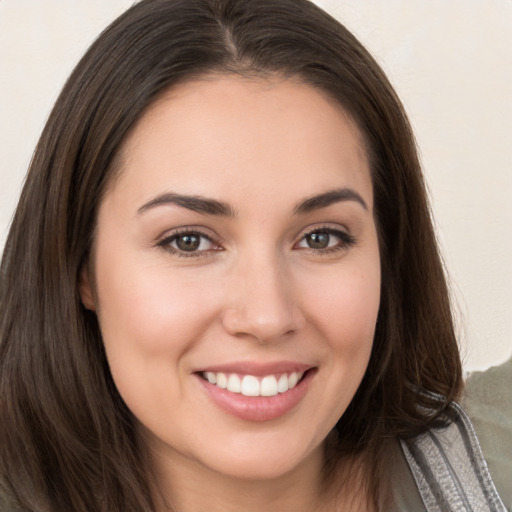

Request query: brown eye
[
  {"left": 175, "top": 234, "right": 201, "bottom": 251},
  {"left": 159, "top": 230, "right": 219, "bottom": 256},
  {"left": 305, "top": 232, "right": 330, "bottom": 249}
]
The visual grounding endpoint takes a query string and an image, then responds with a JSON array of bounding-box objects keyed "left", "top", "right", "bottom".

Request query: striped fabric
[{"left": 401, "top": 402, "right": 506, "bottom": 512}]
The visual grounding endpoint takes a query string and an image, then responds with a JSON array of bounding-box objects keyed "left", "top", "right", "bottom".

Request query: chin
[{"left": 197, "top": 437, "right": 323, "bottom": 482}]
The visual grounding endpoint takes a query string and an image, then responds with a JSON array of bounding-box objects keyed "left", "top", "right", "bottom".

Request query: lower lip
[{"left": 197, "top": 370, "right": 314, "bottom": 422}]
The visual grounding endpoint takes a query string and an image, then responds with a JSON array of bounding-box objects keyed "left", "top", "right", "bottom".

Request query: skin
[{"left": 80, "top": 76, "right": 381, "bottom": 511}]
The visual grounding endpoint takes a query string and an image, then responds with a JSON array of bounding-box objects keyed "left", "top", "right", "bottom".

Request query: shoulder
[
  {"left": 400, "top": 400, "right": 507, "bottom": 511},
  {"left": 463, "top": 359, "right": 512, "bottom": 510},
  {"left": 464, "top": 358, "right": 512, "bottom": 408},
  {"left": 463, "top": 358, "right": 512, "bottom": 420}
]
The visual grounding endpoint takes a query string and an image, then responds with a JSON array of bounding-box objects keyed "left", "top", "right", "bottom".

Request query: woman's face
[{"left": 80, "top": 76, "right": 381, "bottom": 481}]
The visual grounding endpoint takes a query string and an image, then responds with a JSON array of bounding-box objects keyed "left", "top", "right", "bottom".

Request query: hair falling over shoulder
[{"left": 0, "top": 0, "right": 462, "bottom": 510}]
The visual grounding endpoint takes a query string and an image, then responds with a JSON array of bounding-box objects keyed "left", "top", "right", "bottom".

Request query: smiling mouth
[
  {"left": 199, "top": 370, "right": 308, "bottom": 397},
  {"left": 197, "top": 367, "right": 315, "bottom": 421}
]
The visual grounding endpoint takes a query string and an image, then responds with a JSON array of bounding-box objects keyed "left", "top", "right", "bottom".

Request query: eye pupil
[
  {"left": 307, "top": 232, "right": 329, "bottom": 249},
  {"left": 176, "top": 234, "right": 200, "bottom": 251}
]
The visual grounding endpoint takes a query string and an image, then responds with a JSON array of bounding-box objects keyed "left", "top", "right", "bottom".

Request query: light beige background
[{"left": 1, "top": 1, "right": 511, "bottom": 372}]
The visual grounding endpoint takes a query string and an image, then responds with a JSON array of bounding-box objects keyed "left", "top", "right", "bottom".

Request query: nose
[{"left": 221, "top": 252, "right": 305, "bottom": 343}]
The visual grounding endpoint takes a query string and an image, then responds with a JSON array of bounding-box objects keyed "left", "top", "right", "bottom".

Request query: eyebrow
[
  {"left": 137, "top": 187, "right": 367, "bottom": 217},
  {"left": 293, "top": 188, "right": 368, "bottom": 214},
  {"left": 137, "top": 193, "right": 235, "bottom": 217}
]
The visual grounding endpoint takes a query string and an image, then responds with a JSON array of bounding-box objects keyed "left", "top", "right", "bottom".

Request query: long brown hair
[{"left": 0, "top": 0, "right": 462, "bottom": 510}]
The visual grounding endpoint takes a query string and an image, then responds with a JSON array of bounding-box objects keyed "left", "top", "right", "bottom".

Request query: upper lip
[{"left": 195, "top": 361, "right": 313, "bottom": 376}]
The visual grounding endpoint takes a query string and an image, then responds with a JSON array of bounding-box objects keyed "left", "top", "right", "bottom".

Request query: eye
[
  {"left": 296, "top": 227, "right": 356, "bottom": 252},
  {"left": 158, "top": 230, "right": 220, "bottom": 257}
]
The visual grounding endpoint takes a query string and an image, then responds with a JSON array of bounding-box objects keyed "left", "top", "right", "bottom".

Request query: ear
[{"left": 78, "top": 266, "right": 96, "bottom": 312}]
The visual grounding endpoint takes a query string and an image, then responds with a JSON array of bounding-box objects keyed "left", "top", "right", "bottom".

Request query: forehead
[{"left": 111, "top": 75, "right": 372, "bottom": 212}]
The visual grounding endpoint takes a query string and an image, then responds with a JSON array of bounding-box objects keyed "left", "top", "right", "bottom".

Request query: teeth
[
  {"left": 289, "top": 372, "right": 299, "bottom": 388},
  {"left": 203, "top": 371, "right": 304, "bottom": 397},
  {"left": 260, "top": 375, "right": 278, "bottom": 396},
  {"left": 277, "top": 374, "right": 289, "bottom": 393},
  {"left": 216, "top": 373, "right": 227, "bottom": 389},
  {"left": 241, "top": 375, "right": 260, "bottom": 396},
  {"left": 227, "top": 374, "right": 241, "bottom": 393}
]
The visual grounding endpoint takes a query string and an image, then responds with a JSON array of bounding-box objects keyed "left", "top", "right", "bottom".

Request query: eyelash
[{"left": 157, "top": 225, "right": 357, "bottom": 258}]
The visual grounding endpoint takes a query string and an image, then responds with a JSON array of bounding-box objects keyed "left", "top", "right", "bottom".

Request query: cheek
[
  {"left": 95, "top": 258, "right": 218, "bottom": 356},
  {"left": 91, "top": 250, "right": 226, "bottom": 421},
  {"left": 93, "top": 255, "right": 222, "bottom": 422},
  {"left": 291, "top": 258, "right": 380, "bottom": 432},
  {"left": 301, "top": 260, "right": 380, "bottom": 354}
]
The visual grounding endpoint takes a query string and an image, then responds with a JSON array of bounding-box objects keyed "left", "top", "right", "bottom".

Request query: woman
[{"left": 0, "top": 0, "right": 505, "bottom": 510}]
